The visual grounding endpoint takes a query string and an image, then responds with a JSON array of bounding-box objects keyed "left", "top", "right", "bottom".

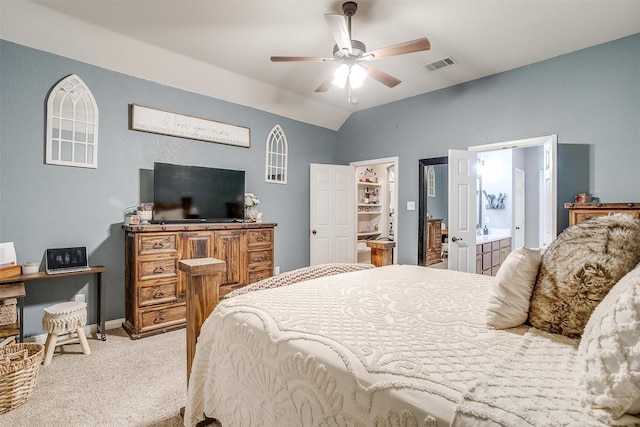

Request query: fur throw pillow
[{"left": 528, "top": 213, "right": 640, "bottom": 338}]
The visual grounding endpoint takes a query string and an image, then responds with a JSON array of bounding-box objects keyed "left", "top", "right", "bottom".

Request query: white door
[
  {"left": 309, "top": 164, "right": 355, "bottom": 265},
  {"left": 447, "top": 149, "right": 477, "bottom": 273},
  {"left": 514, "top": 168, "right": 525, "bottom": 248}
]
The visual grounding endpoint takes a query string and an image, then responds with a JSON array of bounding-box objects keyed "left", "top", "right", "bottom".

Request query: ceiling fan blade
[
  {"left": 367, "top": 37, "right": 431, "bottom": 59},
  {"left": 315, "top": 74, "right": 334, "bottom": 92},
  {"left": 324, "top": 13, "right": 352, "bottom": 53},
  {"left": 359, "top": 63, "right": 401, "bottom": 88},
  {"left": 271, "top": 56, "right": 333, "bottom": 62}
]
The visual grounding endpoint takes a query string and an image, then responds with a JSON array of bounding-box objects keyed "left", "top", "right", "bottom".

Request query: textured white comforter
[{"left": 183, "top": 265, "right": 611, "bottom": 427}]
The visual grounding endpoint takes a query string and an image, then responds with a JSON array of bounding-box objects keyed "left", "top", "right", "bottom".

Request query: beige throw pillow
[
  {"left": 486, "top": 247, "right": 542, "bottom": 329},
  {"left": 528, "top": 214, "right": 640, "bottom": 338},
  {"left": 578, "top": 261, "right": 640, "bottom": 423}
]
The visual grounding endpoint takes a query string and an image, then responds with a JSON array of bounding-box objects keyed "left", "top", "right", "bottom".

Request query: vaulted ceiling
[{"left": 3, "top": 1, "right": 640, "bottom": 130}]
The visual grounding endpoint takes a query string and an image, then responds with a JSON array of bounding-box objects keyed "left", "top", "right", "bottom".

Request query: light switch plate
[{"left": 407, "top": 201, "right": 416, "bottom": 211}]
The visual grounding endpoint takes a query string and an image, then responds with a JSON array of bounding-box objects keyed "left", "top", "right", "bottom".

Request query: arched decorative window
[
  {"left": 265, "top": 124, "right": 288, "bottom": 184},
  {"left": 46, "top": 74, "right": 99, "bottom": 168},
  {"left": 427, "top": 165, "right": 435, "bottom": 197}
]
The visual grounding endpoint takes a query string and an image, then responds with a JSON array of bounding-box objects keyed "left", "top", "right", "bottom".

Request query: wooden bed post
[{"left": 178, "top": 257, "right": 226, "bottom": 385}]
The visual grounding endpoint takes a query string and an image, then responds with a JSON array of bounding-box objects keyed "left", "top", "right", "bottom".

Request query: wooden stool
[{"left": 41, "top": 301, "right": 91, "bottom": 366}]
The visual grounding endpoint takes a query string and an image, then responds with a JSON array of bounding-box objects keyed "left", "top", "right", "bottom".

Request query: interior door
[
  {"left": 447, "top": 149, "right": 477, "bottom": 273},
  {"left": 309, "top": 164, "right": 355, "bottom": 265},
  {"left": 514, "top": 168, "right": 525, "bottom": 248}
]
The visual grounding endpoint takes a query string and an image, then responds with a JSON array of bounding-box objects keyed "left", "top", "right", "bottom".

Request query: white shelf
[
  {"left": 358, "top": 181, "right": 382, "bottom": 186},
  {"left": 358, "top": 211, "right": 381, "bottom": 215},
  {"left": 357, "top": 232, "right": 381, "bottom": 238}
]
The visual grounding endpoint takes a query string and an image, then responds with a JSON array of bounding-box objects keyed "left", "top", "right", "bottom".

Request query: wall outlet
[
  {"left": 485, "top": 216, "right": 491, "bottom": 224},
  {"left": 274, "top": 266, "right": 280, "bottom": 275},
  {"left": 74, "top": 294, "right": 86, "bottom": 303},
  {"left": 406, "top": 201, "right": 416, "bottom": 211}
]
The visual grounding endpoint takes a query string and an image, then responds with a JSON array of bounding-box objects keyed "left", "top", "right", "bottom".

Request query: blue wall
[
  {"left": 2, "top": 33, "right": 640, "bottom": 337},
  {"left": 337, "top": 33, "right": 640, "bottom": 264},
  {"left": 0, "top": 41, "right": 338, "bottom": 336}
]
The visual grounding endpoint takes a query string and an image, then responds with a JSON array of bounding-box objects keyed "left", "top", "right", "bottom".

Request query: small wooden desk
[{"left": 0, "top": 266, "right": 107, "bottom": 342}]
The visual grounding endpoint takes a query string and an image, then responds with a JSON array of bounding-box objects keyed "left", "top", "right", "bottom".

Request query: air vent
[{"left": 424, "top": 57, "right": 458, "bottom": 71}]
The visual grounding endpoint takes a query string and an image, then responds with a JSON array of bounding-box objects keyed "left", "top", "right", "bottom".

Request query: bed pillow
[
  {"left": 224, "top": 263, "right": 375, "bottom": 298},
  {"left": 486, "top": 247, "right": 542, "bottom": 329},
  {"left": 578, "top": 260, "right": 640, "bottom": 422},
  {"left": 528, "top": 213, "right": 640, "bottom": 338}
]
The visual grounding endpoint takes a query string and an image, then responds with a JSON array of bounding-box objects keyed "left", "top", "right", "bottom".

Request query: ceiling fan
[{"left": 270, "top": 1, "right": 430, "bottom": 103}]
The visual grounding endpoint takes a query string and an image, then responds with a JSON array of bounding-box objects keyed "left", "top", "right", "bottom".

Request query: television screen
[{"left": 153, "top": 162, "right": 245, "bottom": 222}]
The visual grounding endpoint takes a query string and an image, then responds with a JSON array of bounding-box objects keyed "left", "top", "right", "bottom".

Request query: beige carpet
[{"left": 0, "top": 327, "right": 188, "bottom": 426}]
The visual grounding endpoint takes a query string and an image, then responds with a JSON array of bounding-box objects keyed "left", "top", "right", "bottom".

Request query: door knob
[
  {"left": 312, "top": 230, "right": 317, "bottom": 235},
  {"left": 451, "top": 236, "right": 462, "bottom": 242}
]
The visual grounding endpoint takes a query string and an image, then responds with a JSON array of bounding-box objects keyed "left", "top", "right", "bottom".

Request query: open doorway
[{"left": 418, "top": 135, "right": 558, "bottom": 270}]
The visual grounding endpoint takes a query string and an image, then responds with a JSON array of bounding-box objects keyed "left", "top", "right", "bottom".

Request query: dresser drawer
[
  {"left": 139, "top": 304, "right": 185, "bottom": 333},
  {"left": 248, "top": 249, "right": 272, "bottom": 267},
  {"left": 248, "top": 268, "right": 271, "bottom": 284},
  {"left": 138, "top": 233, "right": 178, "bottom": 256},
  {"left": 247, "top": 229, "right": 273, "bottom": 247},
  {"left": 139, "top": 281, "right": 178, "bottom": 307},
  {"left": 138, "top": 258, "right": 178, "bottom": 281}
]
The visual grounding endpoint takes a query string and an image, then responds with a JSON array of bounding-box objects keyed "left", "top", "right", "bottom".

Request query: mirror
[{"left": 418, "top": 157, "right": 447, "bottom": 267}]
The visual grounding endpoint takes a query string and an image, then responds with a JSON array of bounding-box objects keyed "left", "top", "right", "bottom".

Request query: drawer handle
[
  {"left": 254, "top": 256, "right": 266, "bottom": 262},
  {"left": 153, "top": 312, "right": 164, "bottom": 324},
  {"left": 153, "top": 289, "right": 165, "bottom": 299},
  {"left": 256, "top": 234, "right": 265, "bottom": 242},
  {"left": 153, "top": 242, "right": 165, "bottom": 249},
  {"left": 153, "top": 266, "right": 165, "bottom": 274}
]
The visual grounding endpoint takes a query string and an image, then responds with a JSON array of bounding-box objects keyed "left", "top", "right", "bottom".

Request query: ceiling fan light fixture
[
  {"left": 333, "top": 63, "right": 368, "bottom": 89},
  {"left": 333, "top": 63, "right": 350, "bottom": 88},
  {"left": 349, "top": 63, "right": 367, "bottom": 88}
]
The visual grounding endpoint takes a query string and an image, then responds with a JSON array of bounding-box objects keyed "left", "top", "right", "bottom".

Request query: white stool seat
[{"left": 42, "top": 301, "right": 90, "bottom": 366}]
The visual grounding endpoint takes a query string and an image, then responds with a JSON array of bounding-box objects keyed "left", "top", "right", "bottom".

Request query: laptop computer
[{"left": 46, "top": 246, "right": 91, "bottom": 275}]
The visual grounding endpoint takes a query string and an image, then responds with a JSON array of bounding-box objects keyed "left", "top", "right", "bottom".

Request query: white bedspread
[{"left": 183, "top": 265, "right": 612, "bottom": 427}]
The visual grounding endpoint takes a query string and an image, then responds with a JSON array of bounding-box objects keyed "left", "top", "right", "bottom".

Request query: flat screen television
[{"left": 153, "top": 162, "right": 245, "bottom": 223}]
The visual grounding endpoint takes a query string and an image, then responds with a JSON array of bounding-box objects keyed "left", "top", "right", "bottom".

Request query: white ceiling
[{"left": 5, "top": 1, "right": 640, "bottom": 130}]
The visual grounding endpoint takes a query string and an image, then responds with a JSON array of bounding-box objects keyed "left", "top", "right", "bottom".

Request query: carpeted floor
[{"left": 0, "top": 327, "right": 188, "bottom": 426}]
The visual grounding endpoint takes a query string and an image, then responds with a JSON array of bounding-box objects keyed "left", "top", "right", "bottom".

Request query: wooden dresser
[
  {"left": 123, "top": 222, "right": 276, "bottom": 339},
  {"left": 426, "top": 219, "right": 443, "bottom": 265},
  {"left": 564, "top": 202, "right": 640, "bottom": 226}
]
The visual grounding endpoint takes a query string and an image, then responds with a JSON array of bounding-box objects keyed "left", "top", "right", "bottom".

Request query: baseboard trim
[{"left": 24, "top": 318, "right": 125, "bottom": 344}]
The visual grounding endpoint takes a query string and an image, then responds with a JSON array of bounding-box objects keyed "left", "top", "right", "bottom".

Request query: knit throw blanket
[{"left": 453, "top": 329, "right": 618, "bottom": 427}]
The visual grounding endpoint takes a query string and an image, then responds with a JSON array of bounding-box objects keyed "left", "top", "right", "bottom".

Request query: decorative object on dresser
[
  {"left": 564, "top": 202, "right": 640, "bottom": 226},
  {"left": 244, "top": 192, "right": 262, "bottom": 223},
  {"left": 122, "top": 222, "right": 276, "bottom": 339}
]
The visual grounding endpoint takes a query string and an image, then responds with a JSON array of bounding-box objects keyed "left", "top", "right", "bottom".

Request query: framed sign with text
[{"left": 129, "top": 104, "right": 250, "bottom": 148}]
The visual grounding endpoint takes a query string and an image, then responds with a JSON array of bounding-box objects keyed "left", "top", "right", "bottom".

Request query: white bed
[{"left": 183, "top": 264, "right": 633, "bottom": 426}]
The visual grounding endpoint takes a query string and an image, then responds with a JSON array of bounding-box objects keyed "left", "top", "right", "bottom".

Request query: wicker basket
[
  {"left": 0, "top": 299, "right": 17, "bottom": 327},
  {"left": 0, "top": 343, "right": 44, "bottom": 414}
]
